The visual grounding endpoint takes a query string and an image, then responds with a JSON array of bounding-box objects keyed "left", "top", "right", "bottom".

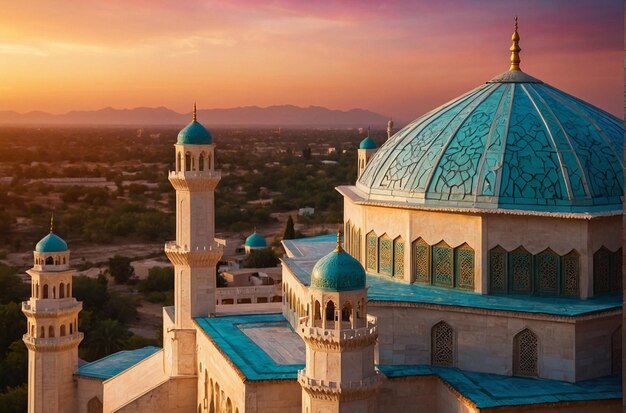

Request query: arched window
[
  {"left": 513, "top": 329, "right": 538, "bottom": 377},
  {"left": 341, "top": 302, "right": 352, "bottom": 326},
  {"left": 593, "top": 247, "right": 611, "bottom": 295},
  {"left": 36, "top": 284, "right": 39, "bottom": 298},
  {"left": 40, "top": 326, "right": 45, "bottom": 338},
  {"left": 412, "top": 238, "right": 430, "bottom": 284},
  {"left": 509, "top": 247, "right": 533, "bottom": 294},
  {"left": 177, "top": 152, "right": 182, "bottom": 171},
  {"left": 366, "top": 231, "right": 378, "bottom": 272},
  {"left": 561, "top": 250, "right": 580, "bottom": 297},
  {"left": 59, "top": 283, "right": 65, "bottom": 298},
  {"left": 45, "top": 256, "right": 53, "bottom": 265},
  {"left": 67, "top": 283, "right": 71, "bottom": 298},
  {"left": 535, "top": 248, "right": 559, "bottom": 295},
  {"left": 60, "top": 325, "right": 66, "bottom": 336},
  {"left": 208, "top": 153, "right": 212, "bottom": 170},
  {"left": 70, "top": 324, "right": 73, "bottom": 334},
  {"left": 87, "top": 396, "right": 103, "bottom": 413},
  {"left": 325, "top": 300, "right": 336, "bottom": 328},
  {"left": 199, "top": 153, "right": 205, "bottom": 171},
  {"left": 53, "top": 286, "right": 56, "bottom": 299},
  {"left": 226, "top": 398, "right": 232, "bottom": 413},
  {"left": 185, "top": 152, "right": 191, "bottom": 171},
  {"left": 43, "top": 284, "right": 49, "bottom": 299},
  {"left": 454, "top": 243, "right": 474, "bottom": 290},
  {"left": 48, "top": 326, "right": 55, "bottom": 338},
  {"left": 431, "top": 321, "right": 454, "bottom": 367},
  {"left": 378, "top": 234, "right": 393, "bottom": 276},
  {"left": 314, "top": 300, "right": 321, "bottom": 325},
  {"left": 489, "top": 246, "right": 508, "bottom": 293},
  {"left": 393, "top": 236, "right": 405, "bottom": 278},
  {"left": 432, "top": 241, "right": 453, "bottom": 288},
  {"left": 63, "top": 257, "right": 66, "bottom": 264},
  {"left": 612, "top": 326, "right": 622, "bottom": 375}
]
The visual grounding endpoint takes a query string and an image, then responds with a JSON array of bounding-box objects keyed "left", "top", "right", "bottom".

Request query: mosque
[{"left": 21, "top": 20, "right": 623, "bottom": 413}]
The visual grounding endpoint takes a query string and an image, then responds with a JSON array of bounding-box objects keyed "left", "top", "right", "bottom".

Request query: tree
[
  {"left": 282, "top": 215, "right": 295, "bottom": 240},
  {"left": 87, "top": 319, "right": 129, "bottom": 359},
  {"left": 73, "top": 275, "right": 108, "bottom": 310},
  {"left": 0, "top": 384, "right": 27, "bottom": 413},
  {"left": 138, "top": 267, "right": 174, "bottom": 293},
  {"left": 108, "top": 256, "right": 134, "bottom": 284},
  {"left": 245, "top": 248, "right": 280, "bottom": 268}
]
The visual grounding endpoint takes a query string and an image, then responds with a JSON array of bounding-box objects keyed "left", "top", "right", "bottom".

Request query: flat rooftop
[
  {"left": 282, "top": 236, "right": 621, "bottom": 317},
  {"left": 195, "top": 313, "right": 621, "bottom": 408},
  {"left": 75, "top": 346, "right": 161, "bottom": 380}
]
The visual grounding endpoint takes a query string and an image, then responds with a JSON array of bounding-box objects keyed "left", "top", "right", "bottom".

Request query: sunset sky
[{"left": 0, "top": 0, "right": 622, "bottom": 121}]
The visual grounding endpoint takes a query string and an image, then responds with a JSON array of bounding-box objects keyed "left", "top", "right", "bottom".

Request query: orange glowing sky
[{"left": 0, "top": 0, "right": 622, "bottom": 121}]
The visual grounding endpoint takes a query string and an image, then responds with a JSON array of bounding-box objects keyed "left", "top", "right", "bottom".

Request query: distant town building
[{"left": 298, "top": 206, "right": 315, "bottom": 216}]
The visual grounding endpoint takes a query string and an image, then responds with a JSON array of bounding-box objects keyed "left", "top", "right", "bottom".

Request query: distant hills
[{"left": 0, "top": 105, "right": 393, "bottom": 128}]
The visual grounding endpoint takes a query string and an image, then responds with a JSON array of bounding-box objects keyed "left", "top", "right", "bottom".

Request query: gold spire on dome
[
  {"left": 335, "top": 227, "right": 344, "bottom": 252},
  {"left": 50, "top": 213, "right": 54, "bottom": 233},
  {"left": 192, "top": 102, "right": 197, "bottom": 122},
  {"left": 509, "top": 16, "right": 521, "bottom": 71}
]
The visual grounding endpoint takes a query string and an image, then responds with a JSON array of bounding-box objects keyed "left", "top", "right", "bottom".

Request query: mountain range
[{"left": 0, "top": 105, "right": 393, "bottom": 128}]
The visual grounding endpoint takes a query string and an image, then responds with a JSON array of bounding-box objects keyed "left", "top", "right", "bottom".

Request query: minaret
[
  {"left": 357, "top": 127, "right": 377, "bottom": 179},
  {"left": 386, "top": 118, "right": 394, "bottom": 140},
  {"left": 164, "top": 104, "right": 222, "bottom": 375},
  {"left": 23, "top": 219, "right": 83, "bottom": 413},
  {"left": 299, "top": 232, "right": 380, "bottom": 413}
]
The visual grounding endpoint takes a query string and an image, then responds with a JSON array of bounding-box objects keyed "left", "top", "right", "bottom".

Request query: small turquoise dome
[
  {"left": 359, "top": 136, "right": 377, "bottom": 150},
  {"left": 311, "top": 246, "right": 366, "bottom": 292},
  {"left": 35, "top": 233, "right": 68, "bottom": 253},
  {"left": 245, "top": 232, "right": 267, "bottom": 248},
  {"left": 177, "top": 120, "right": 213, "bottom": 145}
]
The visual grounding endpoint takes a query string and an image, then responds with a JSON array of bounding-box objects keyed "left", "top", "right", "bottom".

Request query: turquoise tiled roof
[
  {"left": 359, "top": 136, "right": 377, "bottom": 150},
  {"left": 357, "top": 70, "right": 624, "bottom": 213},
  {"left": 75, "top": 346, "right": 160, "bottom": 380},
  {"left": 379, "top": 365, "right": 621, "bottom": 409},
  {"left": 245, "top": 232, "right": 267, "bottom": 248},
  {"left": 35, "top": 232, "right": 68, "bottom": 253},
  {"left": 310, "top": 247, "right": 366, "bottom": 292},
  {"left": 177, "top": 120, "right": 213, "bottom": 145},
  {"left": 194, "top": 314, "right": 303, "bottom": 381},
  {"left": 282, "top": 257, "right": 621, "bottom": 317}
]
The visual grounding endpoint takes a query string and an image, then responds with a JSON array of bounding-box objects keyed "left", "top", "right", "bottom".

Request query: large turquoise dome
[
  {"left": 35, "top": 233, "right": 68, "bottom": 253},
  {"left": 177, "top": 117, "right": 213, "bottom": 145},
  {"left": 311, "top": 245, "right": 366, "bottom": 292},
  {"left": 357, "top": 70, "right": 624, "bottom": 214}
]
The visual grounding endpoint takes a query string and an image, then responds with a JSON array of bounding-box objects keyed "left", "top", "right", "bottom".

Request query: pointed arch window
[
  {"left": 199, "top": 153, "right": 205, "bottom": 171},
  {"left": 432, "top": 241, "right": 453, "bottom": 288},
  {"left": 534, "top": 248, "right": 559, "bottom": 295},
  {"left": 366, "top": 231, "right": 377, "bottom": 272},
  {"left": 454, "top": 243, "right": 474, "bottom": 290},
  {"left": 593, "top": 247, "right": 611, "bottom": 294},
  {"left": 185, "top": 152, "right": 192, "bottom": 171},
  {"left": 393, "top": 237, "right": 405, "bottom": 278},
  {"left": 509, "top": 247, "right": 532, "bottom": 294},
  {"left": 412, "top": 238, "right": 430, "bottom": 284},
  {"left": 431, "top": 321, "right": 454, "bottom": 367},
  {"left": 378, "top": 234, "right": 393, "bottom": 276},
  {"left": 561, "top": 250, "right": 579, "bottom": 297},
  {"left": 489, "top": 246, "right": 508, "bottom": 293},
  {"left": 513, "top": 329, "right": 538, "bottom": 377}
]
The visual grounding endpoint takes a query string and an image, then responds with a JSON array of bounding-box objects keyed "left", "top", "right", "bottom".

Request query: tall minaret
[
  {"left": 386, "top": 118, "right": 394, "bottom": 140},
  {"left": 299, "top": 232, "right": 380, "bottom": 413},
  {"left": 164, "top": 104, "right": 222, "bottom": 375},
  {"left": 23, "top": 219, "right": 83, "bottom": 413},
  {"left": 357, "top": 127, "right": 377, "bottom": 179}
]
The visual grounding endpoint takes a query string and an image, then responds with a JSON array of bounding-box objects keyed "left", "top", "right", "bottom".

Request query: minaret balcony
[
  {"left": 298, "top": 369, "right": 382, "bottom": 401},
  {"left": 168, "top": 170, "right": 221, "bottom": 179},
  {"left": 23, "top": 332, "right": 84, "bottom": 352},
  {"left": 164, "top": 241, "right": 223, "bottom": 266},
  {"left": 22, "top": 299, "right": 82, "bottom": 316},
  {"left": 298, "top": 316, "right": 378, "bottom": 350},
  {"left": 168, "top": 170, "right": 221, "bottom": 192}
]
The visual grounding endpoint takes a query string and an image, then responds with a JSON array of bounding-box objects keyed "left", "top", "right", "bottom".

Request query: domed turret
[
  {"left": 245, "top": 231, "right": 267, "bottom": 251},
  {"left": 310, "top": 233, "right": 366, "bottom": 292},
  {"left": 177, "top": 103, "right": 213, "bottom": 145},
  {"left": 35, "top": 233, "right": 68, "bottom": 253},
  {"left": 357, "top": 127, "right": 378, "bottom": 179},
  {"left": 359, "top": 136, "right": 377, "bottom": 150}
]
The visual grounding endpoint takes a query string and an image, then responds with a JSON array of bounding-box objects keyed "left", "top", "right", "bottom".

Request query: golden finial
[
  {"left": 192, "top": 102, "right": 197, "bottom": 122},
  {"left": 335, "top": 226, "right": 344, "bottom": 252},
  {"left": 50, "top": 213, "right": 54, "bottom": 233},
  {"left": 509, "top": 16, "right": 521, "bottom": 71}
]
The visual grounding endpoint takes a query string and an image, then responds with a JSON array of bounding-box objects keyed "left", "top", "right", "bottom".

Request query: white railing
[
  {"left": 164, "top": 241, "right": 222, "bottom": 253},
  {"left": 168, "top": 170, "right": 221, "bottom": 179},
  {"left": 23, "top": 332, "right": 83, "bottom": 346},
  {"left": 22, "top": 299, "right": 81, "bottom": 313},
  {"left": 299, "top": 321, "right": 377, "bottom": 341}
]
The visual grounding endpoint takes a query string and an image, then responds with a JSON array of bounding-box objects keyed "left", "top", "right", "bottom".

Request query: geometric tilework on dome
[{"left": 357, "top": 71, "right": 624, "bottom": 214}]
